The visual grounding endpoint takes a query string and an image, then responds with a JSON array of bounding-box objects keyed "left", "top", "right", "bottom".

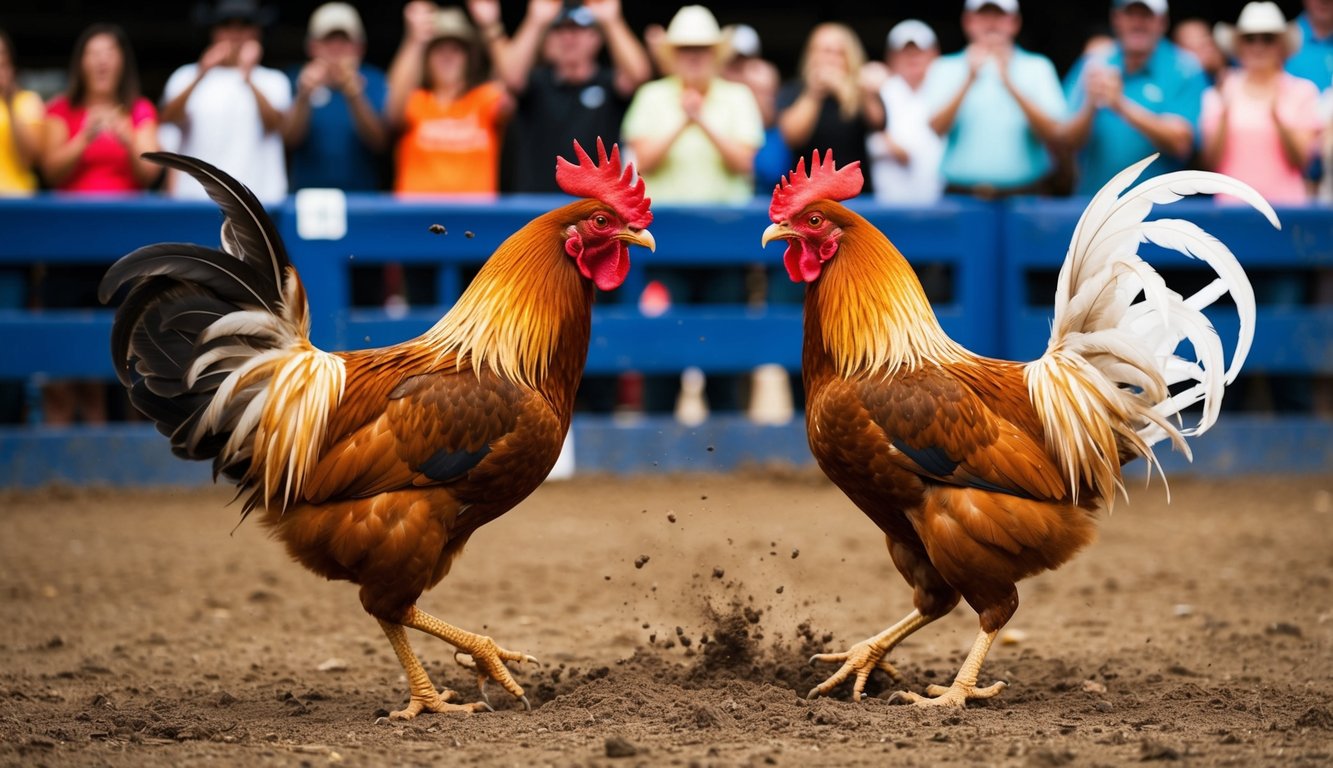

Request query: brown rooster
[
  {"left": 761, "top": 151, "right": 1276, "bottom": 707},
  {"left": 99, "top": 140, "right": 654, "bottom": 719}
]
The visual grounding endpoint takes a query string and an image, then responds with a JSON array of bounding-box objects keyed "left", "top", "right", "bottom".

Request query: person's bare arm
[
  {"left": 1113, "top": 99, "right": 1194, "bottom": 158},
  {"left": 283, "top": 61, "right": 323, "bottom": 146},
  {"left": 778, "top": 80, "right": 827, "bottom": 148},
  {"left": 627, "top": 121, "right": 688, "bottom": 173},
  {"left": 1199, "top": 96, "right": 1227, "bottom": 170},
  {"left": 929, "top": 48, "right": 983, "bottom": 136},
  {"left": 128, "top": 115, "right": 162, "bottom": 186},
  {"left": 585, "top": 0, "right": 652, "bottom": 97},
  {"left": 236, "top": 41, "right": 284, "bottom": 134},
  {"left": 386, "top": 1, "right": 437, "bottom": 131},
  {"left": 998, "top": 51, "right": 1063, "bottom": 148},
  {"left": 160, "top": 42, "right": 232, "bottom": 126},
  {"left": 38, "top": 113, "right": 94, "bottom": 186},
  {"left": 475, "top": 0, "right": 561, "bottom": 95},
  {"left": 1271, "top": 99, "right": 1317, "bottom": 170},
  {"left": 3, "top": 95, "right": 41, "bottom": 167}
]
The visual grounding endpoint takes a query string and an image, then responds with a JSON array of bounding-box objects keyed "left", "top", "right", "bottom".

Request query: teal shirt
[
  {"left": 921, "top": 47, "right": 1066, "bottom": 189},
  {"left": 1063, "top": 41, "right": 1207, "bottom": 196},
  {"left": 1287, "top": 14, "right": 1333, "bottom": 89}
]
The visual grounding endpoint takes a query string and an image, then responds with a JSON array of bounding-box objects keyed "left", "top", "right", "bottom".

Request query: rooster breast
[
  {"left": 806, "top": 360, "right": 1100, "bottom": 628},
  {"left": 259, "top": 359, "right": 567, "bottom": 621}
]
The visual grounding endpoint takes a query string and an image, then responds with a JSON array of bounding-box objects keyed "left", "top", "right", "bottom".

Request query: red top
[{"left": 45, "top": 96, "right": 157, "bottom": 193}]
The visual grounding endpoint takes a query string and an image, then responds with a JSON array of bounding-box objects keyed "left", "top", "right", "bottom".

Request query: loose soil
[{"left": 1, "top": 471, "right": 1330, "bottom": 767}]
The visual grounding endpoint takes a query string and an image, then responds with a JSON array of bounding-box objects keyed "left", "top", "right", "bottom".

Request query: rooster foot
[
  {"left": 453, "top": 637, "right": 538, "bottom": 708},
  {"left": 389, "top": 688, "right": 493, "bottom": 721},
  {"left": 807, "top": 641, "right": 904, "bottom": 702},
  {"left": 889, "top": 680, "right": 1007, "bottom": 708}
]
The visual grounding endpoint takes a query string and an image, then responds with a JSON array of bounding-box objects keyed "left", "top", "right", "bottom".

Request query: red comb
[
  {"left": 556, "top": 138, "right": 652, "bottom": 229},
  {"left": 768, "top": 150, "right": 863, "bottom": 223}
]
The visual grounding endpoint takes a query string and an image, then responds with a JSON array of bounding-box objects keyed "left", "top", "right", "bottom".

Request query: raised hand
[
  {"left": 404, "top": 1, "right": 440, "bottom": 45},
  {"left": 297, "top": 59, "right": 329, "bottom": 96},
  {"left": 237, "top": 39, "right": 263, "bottom": 77},
  {"left": 583, "top": 0, "right": 622, "bottom": 24},
  {"left": 199, "top": 40, "right": 232, "bottom": 72},
  {"left": 527, "top": 0, "right": 564, "bottom": 26}
]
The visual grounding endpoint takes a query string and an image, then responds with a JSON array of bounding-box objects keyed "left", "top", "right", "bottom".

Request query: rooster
[
  {"left": 761, "top": 151, "right": 1276, "bottom": 707},
  {"left": 98, "top": 140, "right": 655, "bottom": 719}
]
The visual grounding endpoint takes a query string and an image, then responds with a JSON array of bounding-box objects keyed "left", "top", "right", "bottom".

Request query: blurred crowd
[
  {"left": 5, "top": 0, "right": 1333, "bottom": 206},
  {"left": 2, "top": 0, "right": 1331, "bottom": 422}
]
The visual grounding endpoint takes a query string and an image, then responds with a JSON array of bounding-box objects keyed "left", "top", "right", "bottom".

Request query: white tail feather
[{"left": 1025, "top": 156, "right": 1278, "bottom": 507}]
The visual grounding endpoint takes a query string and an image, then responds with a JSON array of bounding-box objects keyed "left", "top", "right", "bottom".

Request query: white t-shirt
[
  {"left": 866, "top": 75, "right": 943, "bottom": 204},
  {"left": 159, "top": 64, "right": 292, "bottom": 203}
]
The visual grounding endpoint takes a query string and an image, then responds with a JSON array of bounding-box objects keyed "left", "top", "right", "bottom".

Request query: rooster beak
[
  {"left": 762, "top": 222, "right": 793, "bottom": 248},
  {"left": 618, "top": 228, "right": 656, "bottom": 252}
]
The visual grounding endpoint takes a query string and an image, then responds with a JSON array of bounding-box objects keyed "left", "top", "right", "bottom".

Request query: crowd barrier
[{"left": 0, "top": 194, "right": 1329, "bottom": 485}]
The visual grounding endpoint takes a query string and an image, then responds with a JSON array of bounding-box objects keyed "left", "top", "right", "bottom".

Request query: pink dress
[
  {"left": 45, "top": 96, "right": 157, "bottom": 193},
  {"left": 1201, "top": 73, "right": 1323, "bottom": 205}
]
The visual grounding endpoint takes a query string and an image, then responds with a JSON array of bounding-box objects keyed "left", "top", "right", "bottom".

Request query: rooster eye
[
  {"left": 594, "top": 214, "right": 609, "bottom": 228},
  {"left": 808, "top": 215, "right": 823, "bottom": 228}
]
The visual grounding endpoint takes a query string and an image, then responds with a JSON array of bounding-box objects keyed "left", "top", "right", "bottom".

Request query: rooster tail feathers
[
  {"left": 100, "top": 153, "right": 343, "bottom": 514},
  {"left": 1026, "top": 157, "right": 1277, "bottom": 507}
]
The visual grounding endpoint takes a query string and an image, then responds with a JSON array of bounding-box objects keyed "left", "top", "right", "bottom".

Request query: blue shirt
[
  {"left": 921, "top": 47, "right": 1066, "bottom": 189},
  {"left": 1287, "top": 14, "right": 1333, "bottom": 89},
  {"left": 1063, "top": 41, "right": 1207, "bottom": 195},
  {"left": 285, "top": 63, "right": 388, "bottom": 191}
]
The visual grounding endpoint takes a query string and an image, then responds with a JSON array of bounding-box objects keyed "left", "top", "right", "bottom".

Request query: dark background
[{"left": 0, "top": 1, "right": 1309, "bottom": 99}]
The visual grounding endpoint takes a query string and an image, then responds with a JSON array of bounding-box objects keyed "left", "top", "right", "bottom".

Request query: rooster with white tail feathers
[{"left": 761, "top": 151, "right": 1276, "bottom": 707}]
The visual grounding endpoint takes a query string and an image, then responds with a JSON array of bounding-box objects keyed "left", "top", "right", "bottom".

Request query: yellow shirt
[{"left": 0, "top": 90, "right": 43, "bottom": 195}]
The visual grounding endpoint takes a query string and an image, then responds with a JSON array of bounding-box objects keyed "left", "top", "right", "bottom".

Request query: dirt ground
[{"left": 1, "top": 470, "right": 1330, "bottom": 767}]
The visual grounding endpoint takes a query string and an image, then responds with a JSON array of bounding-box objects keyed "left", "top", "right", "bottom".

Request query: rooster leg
[
  {"left": 890, "top": 628, "right": 1006, "bottom": 708},
  {"left": 378, "top": 619, "right": 491, "bottom": 720},
  {"left": 401, "top": 605, "right": 537, "bottom": 710},
  {"left": 807, "top": 609, "right": 936, "bottom": 702}
]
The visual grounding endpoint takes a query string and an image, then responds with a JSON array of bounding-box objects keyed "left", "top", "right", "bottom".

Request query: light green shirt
[{"left": 621, "top": 76, "right": 763, "bottom": 204}]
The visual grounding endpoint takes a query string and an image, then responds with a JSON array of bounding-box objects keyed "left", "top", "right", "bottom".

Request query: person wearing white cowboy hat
[
  {"left": 1200, "top": 1, "right": 1323, "bottom": 205},
  {"left": 1060, "top": 0, "right": 1210, "bottom": 196},
  {"left": 621, "top": 4, "right": 763, "bottom": 204}
]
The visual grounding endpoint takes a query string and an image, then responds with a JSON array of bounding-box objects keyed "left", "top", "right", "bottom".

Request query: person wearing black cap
[
  {"left": 469, "top": 0, "right": 651, "bottom": 193},
  {"left": 158, "top": 0, "right": 290, "bottom": 203}
]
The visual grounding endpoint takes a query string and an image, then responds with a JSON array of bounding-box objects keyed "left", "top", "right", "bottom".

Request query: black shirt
[
  {"left": 503, "top": 66, "right": 630, "bottom": 193},
  {"left": 776, "top": 80, "right": 874, "bottom": 195}
]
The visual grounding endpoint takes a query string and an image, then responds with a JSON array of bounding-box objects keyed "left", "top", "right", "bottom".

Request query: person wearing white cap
[
  {"left": 621, "top": 4, "right": 763, "bottom": 203},
  {"left": 283, "top": 2, "right": 388, "bottom": 191},
  {"left": 1201, "top": 1, "right": 1322, "bottom": 205},
  {"left": 1060, "top": 0, "right": 1207, "bottom": 195},
  {"left": 866, "top": 19, "right": 944, "bottom": 204},
  {"left": 920, "top": 0, "right": 1066, "bottom": 197},
  {"left": 467, "top": 0, "right": 651, "bottom": 193},
  {"left": 776, "top": 23, "right": 884, "bottom": 194}
]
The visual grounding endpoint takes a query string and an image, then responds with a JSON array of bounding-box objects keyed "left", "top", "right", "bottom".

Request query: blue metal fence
[{"left": 0, "top": 194, "right": 1329, "bottom": 485}]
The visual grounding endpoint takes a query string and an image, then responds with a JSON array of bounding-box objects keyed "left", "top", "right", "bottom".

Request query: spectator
[
  {"left": 37, "top": 23, "right": 160, "bottom": 427},
  {"left": 284, "top": 2, "right": 388, "bottom": 191},
  {"left": 1287, "top": 0, "right": 1333, "bottom": 88},
  {"left": 0, "top": 29, "right": 42, "bottom": 196},
  {"left": 1062, "top": 0, "right": 1206, "bottom": 196},
  {"left": 866, "top": 19, "right": 944, "bottom": 204},
  {"left": 923, "top": 0, "right": 1066, "bottom": 198},
  {"left": 721, "top": 24, "right": 789, "bottom": 194},
  {"left": 0, "top": 29, "right": 41, "bottom": 423},
  {"left": 475, "top": 0, "right": 651, "bottom": 193},
  {"left": 159, "top": 0, "right": 290, "bottom": 203},
  {"left": 1202, "top": 1, "right": 1322, "bottom": 205},
  {"left": 621, "top": 4, "right": 762, "bottom": 204},
  {"left": 1173, "top": 17, "right": 1228, "bottom": 84},
  {"left": 387, "top": 2, "right": 512, "bottom": 195},
  {"left": 41, "top": 24, "right": 160, "bottom": 193},
  {"left": 777, "top": 22, "right": 884, "bottom": 194}
]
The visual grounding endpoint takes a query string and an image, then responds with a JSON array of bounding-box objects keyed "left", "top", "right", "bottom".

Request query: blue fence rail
[{"left": 0, "top": 194, "right": 1329, "bottom": 484}]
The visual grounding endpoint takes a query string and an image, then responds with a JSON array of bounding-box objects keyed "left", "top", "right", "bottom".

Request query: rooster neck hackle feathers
[
  {"left": 421, "top": 204, "right": 593, "bottom": 392},
  {"left": 806, "top": 206, "right": 968, "bottom": 378}
]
